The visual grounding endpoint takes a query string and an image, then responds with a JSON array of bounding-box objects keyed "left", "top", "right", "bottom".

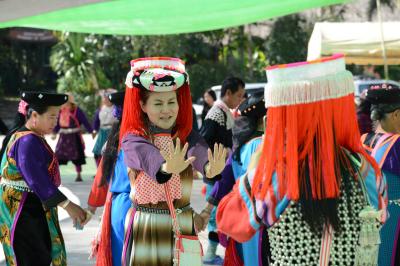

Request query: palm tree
[
  {"left": 50, "top": 32, "right": 112, "bottom": 117},
  {"left": 50, "top": 32, "right": 100, "bottom": 93}
]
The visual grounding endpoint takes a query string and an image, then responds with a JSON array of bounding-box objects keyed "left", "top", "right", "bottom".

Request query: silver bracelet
[
  {"left": 201, "top": 208, "right": 212, "bottom": 215},
  {"left": 60, "top": 199, "right": 71, "bottom": 209}
]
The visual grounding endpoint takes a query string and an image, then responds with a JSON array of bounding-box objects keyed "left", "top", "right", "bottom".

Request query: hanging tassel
[
  {"left": 354, "top": 206, "right": 382, "bottom": 266},
  {"left": 95, "top": 192, "right": 113, "bottom": 266},
  {"left": 223, "top": 238, "right": 243, "bottom": 266},
  {"left": 177, "top": 237, "right": 184, "bottom": 252}
]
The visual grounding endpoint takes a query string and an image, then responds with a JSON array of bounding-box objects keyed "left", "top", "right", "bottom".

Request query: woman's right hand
[
  {"left": 64, "top": 201, "right": 87, "bottom": 226},
  {"left": 160, "top": 138, "right": 196, "bottom": 175}
]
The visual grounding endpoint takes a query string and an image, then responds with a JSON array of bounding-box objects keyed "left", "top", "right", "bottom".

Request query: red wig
[{"left": 119, "top": 83, "right": 193, "bottom": 143}]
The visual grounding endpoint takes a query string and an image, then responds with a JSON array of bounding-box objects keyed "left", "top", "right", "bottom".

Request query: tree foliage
[
  {"left": 0, "top": 29, "right": 56, "bottom": 96},
  {"left": 49, "top": 27, "right": 268, "bottom": 117},
  {"left": 265, "top": 14, "right": 309, "bottom": 65},
  {"left": 5, "top": 7, "right": 372, "bottom": 118},
  {"left": 50, "top": 32, "right": 128, "bottom": 117},
  {"left": 128, "top": 29, "right": 267, "bottom": 100}
]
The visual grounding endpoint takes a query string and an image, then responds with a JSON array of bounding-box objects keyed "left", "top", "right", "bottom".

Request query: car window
[
  {"left": 358, "top": 84, "right": 371, "bottom": 95},
  {"left": 356, "top": 81, "right": 400, "bottom": 96},
  {"left": 213, "top": 86, "right": 265, "bottom": 99}
]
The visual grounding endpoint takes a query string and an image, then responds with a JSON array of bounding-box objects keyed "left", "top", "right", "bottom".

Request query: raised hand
[
  {"left": 160, "top": 138, "right": 196, "bottom": 175},
  {"left": 205, "top": 143, "right": 227, "bottom": 179}
]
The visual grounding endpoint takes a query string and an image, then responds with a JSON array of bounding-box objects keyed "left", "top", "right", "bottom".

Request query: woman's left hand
[
  {"left": 193, "top": 212, "right": 207, "bottom": 232},
  {"left": 205, "top": 143, "right": 227, "bottom": 179}
]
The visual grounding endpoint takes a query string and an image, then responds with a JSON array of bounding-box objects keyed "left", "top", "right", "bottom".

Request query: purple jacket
[{"left": 122, "top": 130, "right": 209, "bottom": 181}]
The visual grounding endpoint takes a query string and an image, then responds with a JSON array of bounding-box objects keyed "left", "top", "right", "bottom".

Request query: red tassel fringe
[
  {"left": 223, "top": 238, "right": 243, "bottom": 266},
  {"left": 95, "top": 192, "right": 113, "bottom": 266},
  {"left": 252, "top": 94, "right": 380, "bottom": 201}
]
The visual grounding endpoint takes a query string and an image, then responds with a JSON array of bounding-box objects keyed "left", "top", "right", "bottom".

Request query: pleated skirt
[{"left": 123, "top": 204, "right": 195, "bottom": 266}]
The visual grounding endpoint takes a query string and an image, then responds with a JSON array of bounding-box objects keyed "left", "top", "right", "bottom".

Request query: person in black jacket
[{"left": 199, "top": 76, "right": 245, "bottom": 265}]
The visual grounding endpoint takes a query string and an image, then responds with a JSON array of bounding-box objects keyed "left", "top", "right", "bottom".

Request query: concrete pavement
[
  {"left": 0, "top": 134, "right": 225, "bottom": 265},
  {"left": 1, "top": 178, "right": 224, "bottom": 266}
]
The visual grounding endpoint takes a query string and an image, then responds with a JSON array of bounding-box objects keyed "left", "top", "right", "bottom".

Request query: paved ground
[{"left": 0, "top": 134, "right": 224, "bottom": 265}]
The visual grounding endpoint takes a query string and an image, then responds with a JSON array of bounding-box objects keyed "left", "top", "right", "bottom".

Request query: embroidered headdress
[
  {"left": 237, "top": 90, "right": 265, "bottom": 120},
  {"left": 252, "top": 54, "right": 379, "bottom": 201},
  {"left": 125, "top": 57, "right": 187, "bottom": 92},
  {"left": 366, "top": 83, "right": 400, "bottom": 104},
  {"left": 120, "top": 57, "right": 192, "bottom": 141},
  {"left": 108, "top": 90, "right": 125, "bottom": 120},
  {"left": 21, "top": 91, "right": 68, "bottom": 107}
]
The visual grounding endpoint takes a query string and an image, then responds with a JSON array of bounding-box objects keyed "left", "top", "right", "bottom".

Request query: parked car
[
  {"left": 354, "top": 79, "right": 400, "bottom": 97},
  {"left": 211, "top": 82, "right": 267, "bottom": 99}
]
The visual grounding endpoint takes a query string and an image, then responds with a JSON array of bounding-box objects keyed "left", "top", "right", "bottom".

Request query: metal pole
[{"left": 376, "top": 0, "right": 389, "bottom": 80}]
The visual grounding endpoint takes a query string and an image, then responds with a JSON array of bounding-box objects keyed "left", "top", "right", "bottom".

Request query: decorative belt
[
  {"left": 0, "top": 178, "right": 33, "bottom": 192},
  {"left": 133, "top": 202, "right": 192, "bottom": 215},
  {"left": 389, "top": 199, "right": 400, "bottom": 207},
  {"left": 100, "top": 124, "right": 113, "bottom": 129},
  {"left": 59, "top": 128, "right": 81, "bottom": 134}
]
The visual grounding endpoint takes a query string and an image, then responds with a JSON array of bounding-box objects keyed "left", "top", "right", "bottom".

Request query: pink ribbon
[{"left": 18, "top": 100, "right": 28, "bottom": 116}]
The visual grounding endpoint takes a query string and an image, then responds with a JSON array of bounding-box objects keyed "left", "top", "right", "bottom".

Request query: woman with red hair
[
  {"left": 119, "top": 57, "right": 226, "bottom": 266},
  {"left": 217, "top": 55, "right": 388, "bottom": 265}
]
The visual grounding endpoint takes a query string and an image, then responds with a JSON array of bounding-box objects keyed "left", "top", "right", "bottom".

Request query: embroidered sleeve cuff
[
  {"left": 43, "top": 190, "right": 68, "bottom": 209},
  {"left": 203, "top": 175, "right": 216, "bottom": 185},
  {"left": 207, "top": 196, "right": 220, "bottom": 206},
  {"left": 212, "top": 174, "right": 222, "bottom": 181},
  {"left": 155, "top": 169, "right": 173, "bottom": 184}
]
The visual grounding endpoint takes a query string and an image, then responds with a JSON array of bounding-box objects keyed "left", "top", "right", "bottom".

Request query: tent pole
[{"left": 376, "top": 0, "right": 389, "bottom": 80}]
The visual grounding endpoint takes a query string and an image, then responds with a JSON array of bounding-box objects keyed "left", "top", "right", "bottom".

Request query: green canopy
[{"left": 0, "top": 0, "right": 349, "bottom": 35}]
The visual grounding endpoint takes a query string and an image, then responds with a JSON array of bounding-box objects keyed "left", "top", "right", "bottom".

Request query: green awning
[{"left": 0, "top": 0, "right": 350, "bottom": 35}]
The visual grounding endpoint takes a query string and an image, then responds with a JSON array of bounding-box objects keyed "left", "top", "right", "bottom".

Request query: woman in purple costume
[
  {"left": 0, "top": 92, "right": 88, "bottom": 266},
  {"left": 54, "top": 94, "right": 93, "bottom": 181}
]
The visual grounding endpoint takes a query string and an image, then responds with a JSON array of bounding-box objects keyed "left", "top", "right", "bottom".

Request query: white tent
[{"left": 307, "top": 22, "right": 400, "bottom": 65}]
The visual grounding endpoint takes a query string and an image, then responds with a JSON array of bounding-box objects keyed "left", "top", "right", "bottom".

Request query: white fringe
[
  {"left": 264, "top": 71, "right": 355, "bottom": 107},
  {"left": 125, "top": 70, "right": 134, "bottom": 88},
  {"left": 131, "top": 58, "right": 185, "bottom": 73}
]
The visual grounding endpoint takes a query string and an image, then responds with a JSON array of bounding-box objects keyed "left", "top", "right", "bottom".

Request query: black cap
[
  {"left": 238, "top": 91, "right": 266, "bottom": 119},
  {"left": 366, "top": 84, "right": 400, "bottom": 105},
  {"left": 21, "top": 91, "right": 68, "bottom": 106},
  {"left": 108, "top": 91, "right": 125, "bottom": 107}
]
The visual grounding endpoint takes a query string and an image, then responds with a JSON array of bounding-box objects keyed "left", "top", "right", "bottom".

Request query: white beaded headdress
[{"left": 264, "top": 54, "right": 354, "bottom": 108}]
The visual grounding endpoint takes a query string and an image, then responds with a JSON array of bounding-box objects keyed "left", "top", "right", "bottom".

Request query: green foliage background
[{"left": 2, "top": 4, "right": 399, "bottom": 119}]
